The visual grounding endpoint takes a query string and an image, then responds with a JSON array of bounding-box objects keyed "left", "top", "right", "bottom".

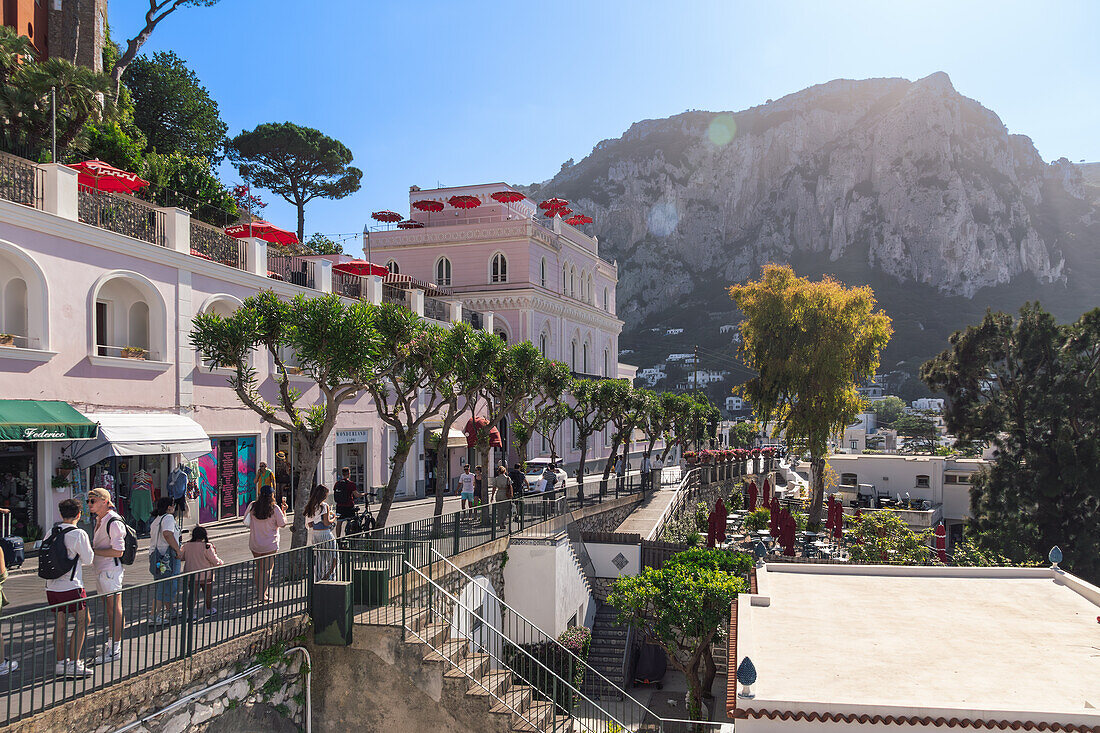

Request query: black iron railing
[
  {"left": 423, "top": 296, "right": 450, "bottom": 322},
  {"left": 267, "top": 253, "right": 316, "bottom": 289},
  {"left": 462, "top": 309, "right": 483, "bottom": 330},
  {"left": 381, "top": 283, "right": 407, "bottom": 306},
  {"left": 333, "top": 271, "right": 365, "bottom": 299},
  {"left": 189, "top": 220, "right": 243, "bottom": 269},
  {"left": 77, "top": 186, "right": 167, "bottom": 246},
  {"left": 0, "top": 151, "right": 44, "bottom": 209}
]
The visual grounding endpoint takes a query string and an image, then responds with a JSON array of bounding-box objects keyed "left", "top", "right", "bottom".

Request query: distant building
[
  {"left": 695, "top": 369, "right": 729, "bottom": 385},
  {"left": 719, "top": 324, "right": 738, "bottom": 333},
  {"left": 912, "top": 397, "right": 945, "bottom": 412},
  {"left": 637, "top": 366, "right": 666, "bottom": 387},
  {"left": 664, "top": 328, "right": 684, "bottom": 335},
  {"left": 725, "top": 395, "right": 746, "bottom": 413},
  {"left": 667, "top": 353, "right": 693, "bottom": 362},
  {"left": 0, "top": 0, "right": 107, "bottom": 70}
]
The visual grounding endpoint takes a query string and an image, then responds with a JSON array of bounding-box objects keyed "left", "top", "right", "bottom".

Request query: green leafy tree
[
  {"left": 534, "top": 403, "right": 569, "bottom": 465},
  {"left": 730, "top": 264, "right": 892, "bottom": 525},
  {"left": 109, "top": 0, "right": 223, "bottom": 101},
  {"left": 82, "top": 119, "right": 147, "bottom": 172},
  {"left": 123, "top": 51, "right": 227, "bottom": 161},
  {"left": 656, "top": 392, "right": 692, "bottom": 462},
  {"left": 191, "top": 292, "right": 381, "bottom": 547},
  {"left": 141, "top": 151, "right": 237, "bottom": 225},
  {"left": 609, "top": 564, "right": 746, "bottom": 719},
  {"left": 597, "top": 380, "right": 645, "bottom": 483},
  {"left": 872, "top": 395, "right": 907, "bottom": 427},
  {"left": 227, "top": 122, "right": 363, "bottom": 242},
  {"left": 471, "top": 341, "right": 548, "bottom": 483},
  {"left": 921, "top": 304, "right": 1100, "bottom": 581},
  {"left": 637, "top": 390, "right": 668, "bottom": 464},
  {"left": 847, "top": 511, "right": 933, "bottom": 564},
  {"left": 728, "top": 420, "right": 757, "bottom": 449},
  {"left": 510, "top": 359, "right": 572, "bottom": 467},
  {"left": 305, "top": 233, "right": 343, "bottom": 255},
  {"left": 893, "top": 412, "right": 938, "bottom": 454},
  {"left": 562, "top": 379, "right": 610, "bottom": 494}
]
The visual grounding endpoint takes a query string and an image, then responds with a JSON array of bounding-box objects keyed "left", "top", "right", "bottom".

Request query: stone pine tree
[
  {"left": 227, "top": 122, "right": 362, "bottom": 242},
  {"left": 730, "top": 264, "right": 892, "bottom": 526},
  {"left": 921, "top": 304, "right": 1100, "bottom": 581},
  {"left": 191, "top": 291, "right": 381, "bottom": 547}
]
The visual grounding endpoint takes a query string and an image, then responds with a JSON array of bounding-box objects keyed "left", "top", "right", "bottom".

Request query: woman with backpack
[
  {"left": 148, "top": 497, "right": 182, "bottom": 626},
  {"left": 243, "top": 486, "right": 287, "bottom": 603}
]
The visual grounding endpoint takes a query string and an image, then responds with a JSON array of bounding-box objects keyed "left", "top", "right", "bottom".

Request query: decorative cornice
[{"left": 459, "top": 290, "right": 623, "bottom": 333}]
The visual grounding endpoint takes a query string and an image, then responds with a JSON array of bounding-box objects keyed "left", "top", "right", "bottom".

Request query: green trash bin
[{"left": 352, "top": 567, "right": 389, "bottom": 606}]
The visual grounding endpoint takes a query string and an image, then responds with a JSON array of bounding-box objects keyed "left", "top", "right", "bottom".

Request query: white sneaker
[
  {"left": 0, "top": 660, "right": 18, "bottom": 675},
  {"left": 55, "top": 661, "right": 68, "bottom": 676},
  {"left": 68, "top": 660, "right": 92, "bottom": 678},
  {"left": 205, "top": 607, "right": 217, "bottom": 616},
  {"left": 94, "top": 644, "right": 121, "bottom": 665}
]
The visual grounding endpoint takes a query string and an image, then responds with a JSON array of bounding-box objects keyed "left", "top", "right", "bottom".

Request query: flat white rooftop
[{"left": 734, "top": 564, "right": 1100, "bottom": 727}]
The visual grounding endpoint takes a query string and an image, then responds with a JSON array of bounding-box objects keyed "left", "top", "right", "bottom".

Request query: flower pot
[{"left": 0, "top": 335, "right": 13, "bottom": 346}]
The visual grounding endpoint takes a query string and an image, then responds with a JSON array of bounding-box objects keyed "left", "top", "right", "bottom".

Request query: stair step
[
  {"left": 548, "top": 714, "right": 574, "bottom": 732},
  {"left": 420, "top": 622, "right": 451, "bottom": 647},
  {"left": 511, "top": 700, "right": 555, "bottom": 732},
  {"left": 358, "top": 605, "right": 426, "bottom": 628},
  {"left": 445, "top": 652, "right": 490, "bottom": 680},
  {"left": 424, "top": 638, "right": 469, "bottom": 665},
  {"left": 490, "top": 684, "right": 533, "bottom": 715},
  {"left": 469, "top": 669, "right": 512, "bottom": 698}
]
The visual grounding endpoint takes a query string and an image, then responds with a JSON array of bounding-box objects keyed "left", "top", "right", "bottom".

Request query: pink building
[{"left": 365, "top": 183, "right": 641, "bottom": 476}]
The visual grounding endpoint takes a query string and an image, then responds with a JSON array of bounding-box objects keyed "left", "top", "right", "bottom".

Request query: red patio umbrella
[
  {"left": 371, "top": 210, "right": 403, "bottom": 223},
  {"left": 543, "top": 207, "right": 572, "bottom": 218},
  {"left": 490, "top": 190, "right": 525, "bottom": 203},
  {"left": 747, "top": 480, "right": 758, "bottom": 511},
  {"left": 448, "top": 195, "right": 482, "bottom": 209},
  {"left": 412, "top": 199, "right": 444, "bottom": 226},
  {"left": 224, "top": 219, "right": 299, "bottom": 245},
  {"left": 68, "top": 160, "right": 149, "bottom": 194},
  {"left": 332, "top": 260, "right": 389, "bottom": 277},
  {"left": 463, "top": 416, "right": 502, "bottom": 448},
  {"left": 538, "top": 197, "right": 568, "bottom": 210},
  {"left": 565, "top": 214, "right": 593, "bottom": 226},
  {"left": 396, "top": 219, "right": 425, "bottom": 229}
]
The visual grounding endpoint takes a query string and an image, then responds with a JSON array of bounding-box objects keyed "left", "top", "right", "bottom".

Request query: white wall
[
  {"left": 505, "top": 537, "right": 593, "bottom": 637},
  {"left": 555, "top": 540, "right": 592, "bottom": 633},
  {"left": 587, "top": 542, "right": 641, "bottom": 579}
]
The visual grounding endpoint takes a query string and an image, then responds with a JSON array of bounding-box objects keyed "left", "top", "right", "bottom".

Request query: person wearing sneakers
[
  {"left": 88, "top": 488, "right": 125, "bottom": 665},
  {"left": 45, "top": 499, "right": 93, "bottom": 678},
  {"left": 0, "top": 544, "right": 17, "bottom": 676}
]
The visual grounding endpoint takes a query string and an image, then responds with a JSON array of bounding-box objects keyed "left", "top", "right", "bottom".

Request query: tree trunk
[
  {"left": 477, "top": 444, "right": 490, "bottom": 501},
  {"left": 289, "top": 442, "right": 320, "bottom": 548},
  {"left": 296, "top": 203, "right": 306, "bottom": 244},
  {"left": 700, "top": 644, "right": 717, "bottom": 700},
  {"left": 376, "top": 438, "right": 413, "bottom": 528},
  {"left": 576, "top": 442, "right": 588, "bottom": 500},
  {"left": 601, "top": 434, "right": 622, "bottom": 481},
  {"left": 684, "top": 663, "right": 705, "bottom": 721},
  {"left": 808, "top": 454, "right": 826, "bottom": 528}
]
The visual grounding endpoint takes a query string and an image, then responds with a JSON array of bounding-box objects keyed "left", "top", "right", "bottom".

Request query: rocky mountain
[{"left": 524, "top": 73, "right": 1100, "bottom": 394}]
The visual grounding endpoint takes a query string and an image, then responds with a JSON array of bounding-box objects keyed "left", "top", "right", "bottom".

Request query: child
[{"left": 180, "top": 525, "right": 223, "bottom": 618}]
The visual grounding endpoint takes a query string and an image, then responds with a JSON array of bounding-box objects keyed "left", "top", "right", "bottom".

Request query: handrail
[
  {"left": 426, "top": 547, "right": 662, "bottom": 725},
  {"left": 402, "top": 560, "right": 634, "bottom": 733},
  {"left": 648, "top": 467, "right": 702, "bottom": 541}
]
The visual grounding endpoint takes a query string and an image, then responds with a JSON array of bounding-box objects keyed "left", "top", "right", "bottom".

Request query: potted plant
[
  {"left": 121, "top": 346, "right": 146, "bottom": 360},
  {"left": 56, "top": 456, "right": 78, "bottom": 481},
  {"left": 0, "top": 333, "right": 13, "bottom": 346},
  {"left": 51, "top": 474, "right": 72, "bottom": 490}
]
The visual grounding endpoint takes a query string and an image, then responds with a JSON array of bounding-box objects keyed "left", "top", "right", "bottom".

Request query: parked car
[{"left": 523, "top": 460, "right": 569, "bottom": 494}]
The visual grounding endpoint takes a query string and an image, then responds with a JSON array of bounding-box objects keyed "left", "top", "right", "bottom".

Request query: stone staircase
[
  {"left": 581, "top": 603, "right": 629, "bottom": 701},
  {"left": 360, "top": 605, "right": 574, "bottom": 733}
]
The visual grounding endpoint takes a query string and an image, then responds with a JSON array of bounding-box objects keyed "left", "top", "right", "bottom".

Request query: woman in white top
[
  {"left": 148, "top": 496, "right": 182, "bottom": 625},
  {"left": 303, "top": 484, "right": 336, "bottom": 580}
]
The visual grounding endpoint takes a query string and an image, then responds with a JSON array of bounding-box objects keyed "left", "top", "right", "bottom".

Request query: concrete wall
[
  {"left": 504, "top": 535, "right": 593, "bottom": 637},
  {"left": 587, "top": 542, "right": 641, "bottom": 578}
]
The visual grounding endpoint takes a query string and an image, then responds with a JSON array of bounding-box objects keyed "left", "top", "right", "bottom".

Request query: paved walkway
[{"left": 614, "top": 467, "right": 684, "bottom": 538}]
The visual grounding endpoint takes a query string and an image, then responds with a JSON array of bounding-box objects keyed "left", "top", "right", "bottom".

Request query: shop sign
[
  {"left": 335, "top": 430, "right": 370, "bottom": 445},
  {"left": 23, "top": 427, "right": 67, "bottom": 440}
]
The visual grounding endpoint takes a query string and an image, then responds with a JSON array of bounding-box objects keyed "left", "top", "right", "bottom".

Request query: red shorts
[{"left": 46, "top": 588, "right": 87, "bottom": 613}]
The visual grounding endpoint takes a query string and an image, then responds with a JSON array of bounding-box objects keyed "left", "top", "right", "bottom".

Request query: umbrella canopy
[
  {"left": 538, "top": 197, "right": 569, "bottom": 210},
  {"left": 543, "top": 207, "right": 572, "bottom": 218},
  {"left": 397, "top": 219, "right": 425, "bottom": 229},
  {"left": 224, "top": 219, "right": 299, "bottom": 245},
  {"left": 371, "top": 210, "right": 403, "bottom": 223},
  {"left": 412, "top": 199, "right": 444, "bottom": 212},
  {"left": 490, "top": 190, "right": 525, "bottom": 203},
  {"left": 934, "top": 523, "right": 948, "bottom": 562},
  {"left": 448, "top": 195, "right": 482, "bottom": 210},
  {"left": 565, "top": 214, "right": 593, "bottom": 226},
  {"left": 332, "top": 260, "right": 389, "bottom": 277},
  {"left": 463, "top": 416, "right": 502, "bottom": 448},
  {"left": 68, "top": 160, "right": 149, "bottom": 194}
]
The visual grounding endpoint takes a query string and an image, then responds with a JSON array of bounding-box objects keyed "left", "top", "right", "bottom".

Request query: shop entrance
[
  {"left": 0, "top": 443, "right": 37, "bottom": 540},
  {"left": 192, "top": 436, "right": 257, "bottom": 524},
  {"left": 335, "top": 429, "right": 371, "bottom": 493}
]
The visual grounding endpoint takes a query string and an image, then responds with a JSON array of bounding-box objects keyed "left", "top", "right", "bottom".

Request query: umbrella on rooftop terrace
[
  {"left": 397, "top": 219, "right": 424, "bottom": 229},
  {"left": 565, "top": 214, "right": 592, "bottom": 226},
  {"left": 412, "top": 199, "right": 444, "bottom": 226},
  {"left": 448, "top": 195, "right": 481, "bottom": 209},
  {"left": 224, "top": 219, "right": 299, "bottom": 245},
  {"left": 491, "top": 190, "right": 525, "bottom": 203},
  {"left": 538, "top": 197, "right": 568, "bottom": 210},
  {"left": 543, "top": 207, "right": 572, "bottom": 218},
  {"left": 67, "top": 159, "right": 149, "bottom": 193},
  {"left": 371, "top": 210, "right": 403, "bottom": 226}
]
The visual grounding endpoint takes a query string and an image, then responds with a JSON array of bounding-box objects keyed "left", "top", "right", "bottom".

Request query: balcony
[
  {"left": 381, "top": 283, "right": 407, "bottom": 306},
  {"left": 189, "top": 220, "right": 244, "bottom": 269},
  {"left": 423, "top": 297, "right": 451, "bottom": 323},
  {"left": 78, "top": 186, "right": 167, "bottom": 247},
  {"left": 267, "top": 252, "right": 316, "bottom": 289},
  {"left": 462, "top": 309, "right": 484, "bottom": 330},
  {"left": 0, "top": 151, "right": 44, "bottom": 210}
]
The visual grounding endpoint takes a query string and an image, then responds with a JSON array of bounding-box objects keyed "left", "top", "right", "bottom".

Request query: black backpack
[
  {"left": 38, "top": 525, "right": 78, "bottom": 581},
  {"left": 334, "top": 480, "right": 352, "bottom": 506},
  {"left": 108, "top": 516, "right": 138, "bottom": 566}
]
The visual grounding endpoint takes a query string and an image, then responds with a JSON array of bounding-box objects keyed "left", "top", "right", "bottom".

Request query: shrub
[{"left": 744, "top": 508, "right": 770, "bottom": 532}]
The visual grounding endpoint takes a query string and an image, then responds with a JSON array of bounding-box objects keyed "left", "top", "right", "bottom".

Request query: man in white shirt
[
  {"left": 654, "top": 456, "right": 665, "bottom": 487},
  {"left": 45, "top": 498, "right": 94, "bottom": 678},
  {"left": 641, "top": 454, "right": 652, "bottom": 490},
  {"left": 458, "top": 465, "right": 476, "bottom": 511},
  {"left": 89, "top": 488, "right": 125, "bottom": 664}
]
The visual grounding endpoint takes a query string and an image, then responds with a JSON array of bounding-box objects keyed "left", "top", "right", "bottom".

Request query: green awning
[{"left": 0, "top": 400, "right": 99, "bottom": 442}]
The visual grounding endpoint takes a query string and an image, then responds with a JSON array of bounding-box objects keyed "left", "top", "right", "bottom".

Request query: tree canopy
[
  {"left": 871, "top": 395, "right": 907, "bottom": 427},
  {"left": 227, "top": 122, "right": 363, "bottom": 242},
  {"left": 729, "top": 264, "right": 892, "bottom": 524},
  {"left": 124, "top": 51, "right": 227, "bottom": 161},
  {"left": 921, "top": 304, "right": 1099, "bottom": 581}
]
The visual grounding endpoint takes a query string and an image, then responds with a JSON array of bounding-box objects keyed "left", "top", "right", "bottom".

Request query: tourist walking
[
  {"left": 88, "top": 488, "right": 125, "bottom": 664},
  {"left": 243, "top": 487, "right": 287, "bottom": 603},
  {"left": 492, "top": 466, "right": 513, "bottom": 529},
  {"left": 458, "top": 465, "right": 475, "bottom": 512},
  {"left": 641, "top": 453, "right": 652, "bottom": 490},
  {"left": 303, "top": 484, "right": 337, "bottom": 580},
  {"left": 0, "top": 541, "right": 17, "bottom": 676},
  {"left": 473, "top": 466, "right": 484, "bottom": 506},
  {"left": 332, "top": 467, "right": 361, "bottom": 538},
  {"left": 508, "top": 463, "right": 526, "bottom": 498},
  {"left": 148, "top": 496, "right": 182, "bottom": 626},
  {"left": 181, "top": 525, "right": 223, "bottom": 618},
  {"left": 615, "top": 455, "right": 626, "bottom": 492},
  {"left": 41, "top": 499, "right": 93, "bottom": 678}
]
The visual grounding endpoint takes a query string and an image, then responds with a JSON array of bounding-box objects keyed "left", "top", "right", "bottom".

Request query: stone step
[
  {"left": 444, "top": 652, "right": 491, "bottom": 680},
  {"left": 511, "top": 699, "right": 555, "bottom": 732},
  {"left": 358, "top": 605, "right": 427, "bottom": 629},
  {"left": 419, "top": 621, "right": 451, "bottom": 647},
  {"left": 490, "top": 684, "right": 533, "bottom": 716},
  {"left": 469, "top": 669, "right": 513, "bottom": 699},
  {"left": 424, "top": 638, "right": 469, "bottom": 665}
]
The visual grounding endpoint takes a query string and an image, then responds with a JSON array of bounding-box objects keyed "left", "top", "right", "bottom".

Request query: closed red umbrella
[
  {"left": 448, "top": 195, "right": 482, "bottom": 210},
  {"left": 490, "top": 190, "right": 525, "bottom": 203},
  {"left": 396, "top": 219, "right": 424, "bottom": 229},
  {"left": 68, "top": 160, "right": 149, "bottom": 193},
  {"left": 538, "top": 197, "right": 568, "bottom": 210},
  {"left": 747, "top": 480, "right": 758, "bottom": 511},
  {"left": 934, "top": 523, "right": 948, "bottom": 563},
  {"left": 762, "top": 478, "right": 770, "bottom": 505},
  {"left": 224, "top": 219, "right": 299, "bottom": 245}
]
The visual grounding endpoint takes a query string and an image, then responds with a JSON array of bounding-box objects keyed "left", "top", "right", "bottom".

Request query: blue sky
[{"left": 113, "top": 0, "right": 1100, "bottom": 247}]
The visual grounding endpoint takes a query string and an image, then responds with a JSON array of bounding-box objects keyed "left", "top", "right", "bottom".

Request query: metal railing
[
  {"left": 0, "top": 545, "right": 312, "bottom": 726},
  {"left": 381, "top": 283, "right": 407, "bottom": 306},
  {"left": 649, "top": 468, "right": 702, "bottom": 541},
  {"left": 333, "top": 271, "right": 365, "bottom": 299},
  {"left": 94, "top": 344, "right": 153, "bottom": 361},
  {"left": 423, "top": 296, "right": 451, "bottom": 322},
  {"left": 189, "top": 220, "right": 243, "bottom": 269},
  {"left": 0, "top": 151, "right": 44, "bottom": 209},
  {"left": 267, "top": 253, "right": 316, "bottom": 289},
  {"left": 77, "top": 186, "right": 167, "bottom": 246}
]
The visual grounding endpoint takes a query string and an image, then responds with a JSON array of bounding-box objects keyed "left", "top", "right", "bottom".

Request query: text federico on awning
[
  {"left": 71, "top": 413, "right": 211, "bottom": 468},
  {"left": 0, "top": 400, "right": 99, "bottom": 442}
]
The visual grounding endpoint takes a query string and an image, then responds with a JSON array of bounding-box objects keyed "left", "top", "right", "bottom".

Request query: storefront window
[
  {"left": 0, "top": 443, "right": 37, "bottom": 539},
  {"left": 194, "top": 436, "right": 257, "bottom": 523}
]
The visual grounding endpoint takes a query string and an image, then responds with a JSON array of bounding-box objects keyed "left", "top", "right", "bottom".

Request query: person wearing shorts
[
  {"left": 45, "top": 498, "right": 94, "bottom": 678},
  {"left": 89, "top": 488, "right": 126, "bottom": 665},
  {"left": 458, "top": 465, "right": 475, "bottom": 511},
  {"left": 332, "top": 467, "right": 361, "bottom": 537}
]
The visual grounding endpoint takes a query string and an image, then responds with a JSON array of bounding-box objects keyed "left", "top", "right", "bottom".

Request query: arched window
[
  {"left": 579, "top": 270, "right": 587, "bottom": 301},
  {"left": 127, "top": 302, "right": 150, "bottom": 351},
  {"left": 90, "top": 271, "right": 167, "bottom": 362},
  {"left": 562, "top": 264, "right": 567, "bottom": 294},
  {"left": 386, "top": 260, "right": 400, "bottom": 274},
  {"left": 0, "top": 239, "right": 48, "bottom": 353},
  {"left": 196, "top": 295, "right": 246, "bottom": 371},
  {"left": 603, "top": 287, "right": 609, "bottom": 312},
  {"left": 539, "top": 333, "right": 548, "bottom": 356},
  {"left": 582, "top": 343, "right": 589, "bottom": 373},
  {"left": 435, "top": 257, "right": 452, "bottom": 286},
  {"left": 570, "top": 340, "right": 577, "bottom": 371},
  {"left": 603, "top": 349, "right": 609, "bottom": 377},
  {"left": 587, "top": 274, "right": 594, "bottom": 304},
  {"left": 496, "top": 329, "right": 508, "bottom": 344},
  {"left": 3, "top": 278, "right": 27, "bottom": 340},
  {"left": 540, "top": 258, "right": 547, "bottom": 288},
  {"left": 491, "top": 252, "right": 508, "bottom": 283},
  {"left": 569, "top": 267, "right": 576, "bottom": 298}
]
